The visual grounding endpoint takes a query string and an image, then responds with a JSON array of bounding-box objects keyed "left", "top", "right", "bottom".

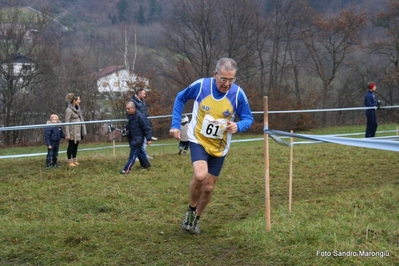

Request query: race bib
[{"left": 200, "top": 114, "right": 227, "bottom": 139}]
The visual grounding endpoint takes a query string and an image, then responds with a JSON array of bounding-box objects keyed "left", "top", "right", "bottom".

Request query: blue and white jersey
[{"left": 171, "top": 77, "right": 254, "bottom": 157}]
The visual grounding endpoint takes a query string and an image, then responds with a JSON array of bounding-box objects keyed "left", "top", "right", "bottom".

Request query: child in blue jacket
[{"left": 45, "top": 114, "right": 65, "bottom": 169}]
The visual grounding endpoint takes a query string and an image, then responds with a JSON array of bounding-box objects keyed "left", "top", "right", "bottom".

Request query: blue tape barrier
[{"left": 264, "top": 128, "right": 399, "bottom": 152}]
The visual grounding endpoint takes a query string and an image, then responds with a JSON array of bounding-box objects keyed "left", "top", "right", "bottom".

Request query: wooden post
[
  {"left": 289, "top": 130, "right": 293, "bottom": 213},
  {"left": 264, "top": 96, "right": 271, "bottom": 231},
  {"left": 113, "top": 140, "right": 116, "bottom": 157}
]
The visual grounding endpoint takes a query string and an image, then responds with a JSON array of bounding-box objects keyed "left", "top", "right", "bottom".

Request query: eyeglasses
[{"left": 216, "top": 74, "right": 236, "bottom": 83}]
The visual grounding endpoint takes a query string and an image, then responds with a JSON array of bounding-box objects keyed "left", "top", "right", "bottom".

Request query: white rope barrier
[
  {"left": 0, "top": 113, "right": 193, "bottom": 132},
  {"left": 1, "top": 131, "right": 398, "bottom": 159},
  {"left": 1, "top": 105, "right": 398, "bottom": 160},
  {"left": 252, "top": 105, "right": 399, "bottom": 114},
  {"left": 1, "top": 106, "right": 398, "bottom": 132},
  {"left": 0, "top": 137, "right": 268, "bottom": 159},
  {"left": 0, "top": 143, "right": 174, "bottom": 159}
]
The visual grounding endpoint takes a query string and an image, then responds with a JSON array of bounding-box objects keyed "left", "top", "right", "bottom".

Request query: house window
[
  {"left": 114, "top": 82, "right": 119, "bottom": 87},
  {"left": 22, "top": 64, "right": 31, "bottom": 71},
  {"left": 102, "top": 82, "right": 109, "bottom": 87}
]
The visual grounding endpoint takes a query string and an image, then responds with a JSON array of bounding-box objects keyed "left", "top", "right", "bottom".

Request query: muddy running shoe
[
  {"left": 181, "top": 210, "right": 196, "bottom": 231},
  {"left": 189, "top": 216, "right": 200, "bottom": 235}
]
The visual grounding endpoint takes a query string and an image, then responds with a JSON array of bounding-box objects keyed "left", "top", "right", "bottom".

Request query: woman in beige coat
[{"left": 65, "top": 93, "right": 87, "bottom": 167}]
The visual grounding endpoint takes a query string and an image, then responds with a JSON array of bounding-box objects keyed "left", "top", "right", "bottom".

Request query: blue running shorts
[{"left": 189, "top": 142, "right": 226, "bottom": 176}]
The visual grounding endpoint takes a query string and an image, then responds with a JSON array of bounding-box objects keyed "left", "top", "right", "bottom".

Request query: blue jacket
[
  {"left": 364, "top": 90, "right": 378, "bottom": 107},
  {"left": 124, "top": 111, "right": 152, "bottom": 148},
  {"left": 44, "top": 123, "right": 65, "bottom": 146},
  {"left": 131, "top": 96, "right": 152, "bottom": 127},
  {"left": 131, "top": 96, "right": 148, "bottom": 117},
  {"left": 364, "top": 90, "right": 378, "bottom": 114}
]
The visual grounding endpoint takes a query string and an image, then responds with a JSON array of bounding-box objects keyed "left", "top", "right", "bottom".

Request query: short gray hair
[
  {"left": 215, "top": 58, "right": 237, "bottom": 73},
  {"left": 126, "top": 101, "right": 136, "bottom": 108}
]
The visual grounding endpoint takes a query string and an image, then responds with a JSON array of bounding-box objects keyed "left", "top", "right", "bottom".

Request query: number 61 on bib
[{"left": 200, "top": 114, "right": 228, "bottom": 139}]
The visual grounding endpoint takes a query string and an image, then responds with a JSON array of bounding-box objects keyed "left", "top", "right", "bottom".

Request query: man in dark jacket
[
  {"left": 131, "top": 88, "right": 153, "bottom": 159},
  {"left": 121, "top": 101, "right": 152, "bottom": 174}
]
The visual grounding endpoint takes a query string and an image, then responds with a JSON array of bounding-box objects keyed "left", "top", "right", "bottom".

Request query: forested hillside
[{"left": 0, "top": 0, "right": 397, "bottom": 146}]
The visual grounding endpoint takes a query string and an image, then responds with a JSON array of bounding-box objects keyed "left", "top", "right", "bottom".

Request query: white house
[
  {"left": 96, "top": 65, "right": 149, "bottom": 94},
  {"left": 1, "top": 53, "right": 34, "bottom": 85}
]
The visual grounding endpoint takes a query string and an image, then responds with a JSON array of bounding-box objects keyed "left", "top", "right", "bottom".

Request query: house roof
[
  {"left": 12, "top": 53, "right": 33, "bottom": 63},
  {"left": 98, "top": 65, "right": 125, "bottom": 78},
  {"left": 0, "top": 53, "right": 33, "bottom": 64}
]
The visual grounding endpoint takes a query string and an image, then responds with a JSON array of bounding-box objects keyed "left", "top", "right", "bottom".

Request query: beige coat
[
  {"left": 65, "top": 104, "right": 86, "bottom": 143},
  {"left": 180, "top": 122, "right": 189, "bottom": 142}
]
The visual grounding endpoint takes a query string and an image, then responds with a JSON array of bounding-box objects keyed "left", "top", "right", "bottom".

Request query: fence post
[
  {"left": 113, "top": 140, "right": 116, "bottom": 157},
  {"left": 289, "top": 130, "right": 293, "bottom": 213},
  {"left": 264, "top": 96, "right": 271, "bottom": 231}
]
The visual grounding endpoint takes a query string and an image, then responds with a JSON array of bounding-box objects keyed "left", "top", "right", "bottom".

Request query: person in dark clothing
[
  {"left": 131, "top": 88, "right": 153, "bottom": 160},
  {"left": 178, "top": 115, "right": 190, "bottom": 155},
  {"left": 120, "top": 101, "right": 152, "bottom": 174},
  {"left": 364, "top": 82, "right": 380, "bottom": 138},
  {"left": 44, "top": 114, "right": 65, "bottom": 169},
  {"left": 131, "top": 88, "right": 149, "bottom": 117}
]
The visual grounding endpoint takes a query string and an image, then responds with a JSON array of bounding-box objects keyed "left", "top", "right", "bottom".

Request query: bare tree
[
  {"left": 299, "top": 6, "right": 367, "bottom": 126},
  {"left": 215, "top": 0, "right": 267, "bottom": 91},
  {"left": 370, "top": 0, "right": 399, "bottom": 106},
  {"left": 115, "top": 22, "right": 138, "bottom": 73},
  {"left": 163, "top": 0, "right": 220, "bottom": 85},
  {"left": 0, "top": 5, "right": 62, "bottom": 145},
  {"left": 266, "top": 0, "right": 310, "bottom": 105},
  {"left": 162, "top": 0, "right": 268, "bottom": 113}
]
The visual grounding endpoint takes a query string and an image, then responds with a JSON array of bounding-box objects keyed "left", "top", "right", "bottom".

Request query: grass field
[{"left": 1, "top": 125, "right": 399, "bottom": 265}]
